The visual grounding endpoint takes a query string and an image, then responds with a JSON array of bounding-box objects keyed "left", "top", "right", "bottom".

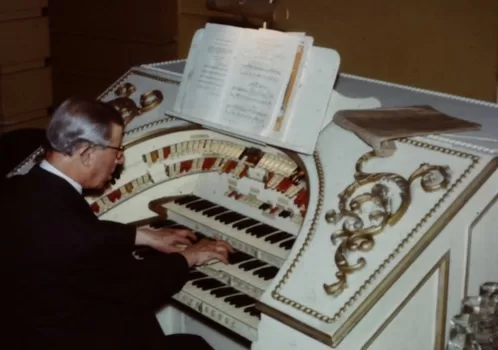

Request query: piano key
[
  {"left": 232, "top": 218, "right": 259, "bottom": 230},
  {"left": 174, "top": 194, "right": 199, "bottom": 205},
  {"left": 246, "top": 224, "right": 279, "bottom": 238},
  {"left": 279, "top": 237, "right": 296, "bottom": 250},
  {"left": 228, "top": 251, "right": 253, "bottom": 265},
  {"left": 188, "top": 270, "right": 208, "bottom": 281},
  {"left": 186, "top": 199, "right": 217, "bottom": 212},
  {"left": 174, "top": 280, "right": 258, "bottom": 341},
  {"left": 203, "top": 206, "right": 230, "bottom": 217},
  {"left": 209, "top": 286, "right": 240, "bottom": 298},
  {"left": 224, "top": 294, "right": 255, "bottom": 308},
  {"left": 165, "top": 199, "right": 297, "bottom": 266},
  {"left": 243, "top": 305, "right": 261, "bottom": 318},
  {"left": 148, "top": 219, "right": 178, "bottom": 229},
  {"left": 214, "top": 211, "right": 246, "bottom": 225},
  {"left": 264, "top": 231, "right": 293, "bottom": 244},
  {"left": 238, "top": 259, "right": 266, "bottom": 271},
  {"left": 196, "top": 258, "right": 274, "bottom": 299},
  {"left": 193, "top": 278, "right": 225, "bottom": 290},
  {"left": 252, "top": 265, "right": 279, "bottom": 280}
]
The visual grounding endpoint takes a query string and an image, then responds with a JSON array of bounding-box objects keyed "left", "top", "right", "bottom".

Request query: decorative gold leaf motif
[
  {"left": 106, "top": 82, "right": 164, "bottom": 125},
  {"left": 323, "top": 151, "right": 451, "bottom": 296}
]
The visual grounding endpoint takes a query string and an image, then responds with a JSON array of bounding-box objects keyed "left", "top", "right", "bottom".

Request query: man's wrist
[
  {"left": 179, "top": 251, "right": 197, "bottom": 267},
  {"left": 135, "top": 228, "right": 153, "bottom": 246}
]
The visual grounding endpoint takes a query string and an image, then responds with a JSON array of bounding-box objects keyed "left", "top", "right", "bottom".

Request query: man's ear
[{"left": 77, "top": 146, "right": 94, "bottom": 167}]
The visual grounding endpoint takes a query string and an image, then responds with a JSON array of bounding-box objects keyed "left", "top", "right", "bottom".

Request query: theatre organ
[{"left": 9, "top": 54, "right": 498, "bottom": 350}]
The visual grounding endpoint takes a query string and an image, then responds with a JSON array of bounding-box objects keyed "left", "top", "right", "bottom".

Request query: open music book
[{"left": 169, "top": 23, "right": 341, "bottom": 154}]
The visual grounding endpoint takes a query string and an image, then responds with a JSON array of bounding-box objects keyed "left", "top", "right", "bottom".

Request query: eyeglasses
[
  {"left": 79, "top": 140, "right": 124, "bottom": 159},
  {"left": 98, "top": 144, "right": 124, "bottom": 152}
]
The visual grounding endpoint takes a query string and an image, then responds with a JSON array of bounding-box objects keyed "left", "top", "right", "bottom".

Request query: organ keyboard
[
  {"left": 134, "top": 216, "right": 265, "bottom": 341},
  {"left": 8, "top": 43, "right": 498, "bottom": 350}
]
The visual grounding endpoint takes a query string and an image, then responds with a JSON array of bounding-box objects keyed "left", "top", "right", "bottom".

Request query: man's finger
[
  {"left": 215, "top": 240, "right": 234, "bottom": 253},
  {"left": 174, "top": 237, "right": 193, "bottom": 246},
  {"left": 211, "top": 251, "right": 229, "bottom": 264},
  {"left": 175, "top": 229, "right": 197, "bottom": 241},
  {"left": 166, "top": 246, "right": 183, "bottom": 253}
]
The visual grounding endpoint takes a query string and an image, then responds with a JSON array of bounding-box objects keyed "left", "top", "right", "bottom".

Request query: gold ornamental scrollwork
[
  {"left": 323, "top": 150, "right": 451, "bottom": 296},
  {"left": 106, "top": 82, "right": 164, "bottom": 125}
]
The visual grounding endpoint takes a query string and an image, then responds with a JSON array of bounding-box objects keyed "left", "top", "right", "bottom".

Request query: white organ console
[{"left": 9, "top": 50, "right": 498, "bottom": 350}]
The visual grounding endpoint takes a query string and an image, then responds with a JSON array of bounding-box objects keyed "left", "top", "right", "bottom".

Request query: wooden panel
[
  {"left": 50, "top": 0, "right": 178, "bottom": 44},
  {"left": 0, "top": 17, "right": 50, "bottom": 65},
  {"left": 0, "top": 8, "right": 46, "bottom": 22},
  {"left": 51, "top": 34, "right": 178, "bottom": 79},
  {"left": 178, "top": 0, "right": 498, "bottom": 101},
  {"left": 52, "top": 72, "right": 118, "bottom": 106},
  {"left": 0, "top": 66, "right": 52, "bottom": 119},
  {"left": 0, "top": 0, "right": 47, "bottom": 12},
  {"left": 0, "top": 114, "right": 51, "bottom": 133},
  {"left": 275, "top": 0, "right": 498, "bottom": 102}
]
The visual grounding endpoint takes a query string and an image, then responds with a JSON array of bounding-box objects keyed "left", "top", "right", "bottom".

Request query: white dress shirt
[{"left": 39, "top": 160, "right": 83, "bottom": 194}]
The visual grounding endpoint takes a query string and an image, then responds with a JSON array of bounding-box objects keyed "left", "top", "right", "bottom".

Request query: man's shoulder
[{"left": 0, "top": 167, "right": 45, "bottom": 197}]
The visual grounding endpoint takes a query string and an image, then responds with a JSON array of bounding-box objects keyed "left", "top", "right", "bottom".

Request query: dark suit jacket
[{"left": 1, "top": 166, "right": 190, "bottom": 350}]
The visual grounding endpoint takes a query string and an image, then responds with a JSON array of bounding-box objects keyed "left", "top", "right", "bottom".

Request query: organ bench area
[{"left": 9, "top": 60, "right": 498, "bottom": 350}]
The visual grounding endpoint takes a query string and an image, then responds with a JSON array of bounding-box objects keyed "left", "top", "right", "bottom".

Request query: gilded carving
[
  {"left": 106, "top": 82, "right": 164, "bottom": 125},
  {"left": 323, "top": 150, "right": 451, "bottom": 295}
]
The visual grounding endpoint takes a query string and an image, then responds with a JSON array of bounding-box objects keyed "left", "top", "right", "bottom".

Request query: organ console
[{"left": 8, "top": 32, "right": 498, "bottom": 350}]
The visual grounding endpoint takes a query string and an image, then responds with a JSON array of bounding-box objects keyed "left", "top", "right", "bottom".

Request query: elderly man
[{"left": 2, "top": 97, "right": 232, "bottom": 350}]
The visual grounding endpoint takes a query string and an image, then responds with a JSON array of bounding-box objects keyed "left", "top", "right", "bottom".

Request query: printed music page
[
  {"left": 170, "top": 23, "right": 338, "bottom": 155},
  {"left": 220, "top": 28, "right": 299, "bottom": 134},
  {"left": 174, "top": 24, "right": 245, "bottom": 119}
]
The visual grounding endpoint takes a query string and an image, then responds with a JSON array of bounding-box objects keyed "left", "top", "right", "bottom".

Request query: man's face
[{"left": 84, "top": 123, "right": 125, "bottom": 189}]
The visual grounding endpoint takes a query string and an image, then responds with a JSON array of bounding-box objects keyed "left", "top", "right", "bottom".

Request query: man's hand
[
  {"left": 180, "top": 239, "right": 234, "bottom": 267},
  {"left": 135, "top": 227, "right": 197, "bottom": 253}
]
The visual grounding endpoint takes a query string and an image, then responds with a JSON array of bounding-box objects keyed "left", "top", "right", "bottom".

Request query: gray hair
[{"left": 46, "top": 97, "right": 124, "bottom": 155}]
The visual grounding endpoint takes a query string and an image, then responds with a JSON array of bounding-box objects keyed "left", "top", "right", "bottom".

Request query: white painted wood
[{"left": 8, "top": 57, "right": 498, "bottom": 350}]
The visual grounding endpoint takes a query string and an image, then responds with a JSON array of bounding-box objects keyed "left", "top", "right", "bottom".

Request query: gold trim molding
[
  {"left": 323, "top": 151, "right": 450, "bottom": 296},
  {"left": 262, "top": 142, "right": 496, "bottom": 347},
  {"left": 463, "top": 193, "right": 498, "bottom": 297},
  {"left": 361, "top": 252, "right": 450, "bottom": 350}
]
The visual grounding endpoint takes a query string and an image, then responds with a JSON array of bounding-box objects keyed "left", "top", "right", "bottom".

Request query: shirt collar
[{"left": 39, "top": 160, "right": 83, "bottom": 194}]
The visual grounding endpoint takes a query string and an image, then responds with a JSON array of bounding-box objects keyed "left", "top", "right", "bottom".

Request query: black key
[
  {"left": 258, "top": 203, "right": 271, "bottom": 211},
  {"left": 246, "top": 224, "right": 278, "bottom": 238},
  {"left": 244, "top": 305, "right": 261, "bottom": 318},
  {"left": 253, "top": 266, "right": 279, "bottom": 280},
  {"left": 203, "top": 206, "right": 229, "bottom": 217},
  {"left": 222, "top": 213, "right": 247, "bottom": 224},
  {"left": 228, "top": 251, "right": 253, "bottom": 265},
  {"left": 264, "top": 231, "right": 292, "bottom": 243},
  {"left": 225, "top": 294, "right": 256, "bottom": 308},
  {"left": 278, "top": 210, "right": 292, "bottom": 218},
  {"left": 193, "top": 278, "right": 225, "bottom": 291},
  {"left": 232, "top": 218, "right": 259, "bottom": 230},
  {"left": 224, "top": 294, "right": 255, "bottom": 308},
  {"left": 194, "top": 231, "right": 207, "bottom": 241},
  {"left": 279, "top": 238, "right": 296, "bottom": 250},
  {"left": 238, "top": 260, "right": 266, "bottom": 271},
  {"left": 188, "top": 271, "right": 208, "bottom": 281},
  {"left": 215, "top": 212, "right": 245, "bottom": 224},
  {"left": 174, "top": 195, "right": 199, "bottom": 205},
  {"left": 187, "top": 200, "right": 217, "bottom": 212},
  {"left": 149, "top": 219, "right": 178, "bottom": 229},
  {"left": 210, "top": 287, "right": 240, "bottom": 298}
]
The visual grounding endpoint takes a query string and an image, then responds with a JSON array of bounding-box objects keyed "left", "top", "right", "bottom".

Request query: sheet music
[
  {"left": 177, "top": 24, "right": 244, "bottom": 118},
  {"left": 170, "top": 23, "right": 342, "bottom": 155},
  {"left": 221, "top": 30, "right": 297, "bottom": 133}
]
